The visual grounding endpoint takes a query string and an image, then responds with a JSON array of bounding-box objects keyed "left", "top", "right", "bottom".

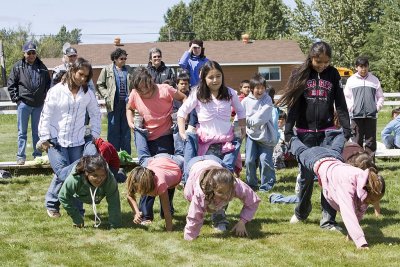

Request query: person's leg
[
  {"left": 148, "top": 134, "right": 174, "bottom": 156},
  {"left": 245, "top": 137, "right": 259, "bottom": 190},
  {"left": 173, "top": 124, "right": 185, "bottom": 157},
  {"left": 222, "top": 137, "right": 242, "bottom": 172},
  {"left": 16, "top": 102, "right": 31, "bottom": 162},
  {"left": 364, "top": 118, "right": 377, "bottom": 154},
  {"left": 107, "top": 110, "right": 121, "bottom": 152},
  {"left": 211, "top": 206, "right": 229, "bottom": 230},
  {"left": 351, "top": 119, "right": 363, "bottom": 147},
  {"left": 269, "top": 193, "right": 299, "bottom": 204},
  {"left": 383, "top": 135, "right": 396, "bottom": 149},
  {"left": 31, "top": 105, "right": 43, "bottom": 158},
  {"left": 320, "top": 192, "right": 339, "bottom": 229},
  {"left": 133, "top": 129, "right": 152, "bottom": 166},
  {"left": 119, "top": 101, "right": 132, "bottom": 154},
  {"left": 139, "top": 195, "right": 155, "bottom": 221},
  {"left": 182, "top": 132, "right": 199, "bottom": 185},
  {"left": 259, "top": 145, "right": 276, "bottom": 192}
]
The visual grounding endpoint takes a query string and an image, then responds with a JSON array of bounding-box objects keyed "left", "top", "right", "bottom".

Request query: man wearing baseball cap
[
  {"left": 51, "top": 46, "right": 78, "bottom": 86},
  {"left": 7, "top": 41, "right": 51, "bottom": 165}
]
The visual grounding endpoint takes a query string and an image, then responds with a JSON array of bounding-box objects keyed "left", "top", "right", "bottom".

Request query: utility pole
[
  {"left": 0, "top": 40, "right": 7, "bottom": 86},
  {"left": 0, "top": 40, "right": 6, "bottom": 87}
]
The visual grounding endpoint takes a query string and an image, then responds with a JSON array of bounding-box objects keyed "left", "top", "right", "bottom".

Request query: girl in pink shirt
[
  {"left": 289, "top": 131, "right": 385, "bottom": 249},
  {"left": 126, "top": 67, "right": 186, "bottom": 223},
  {"left": 183, "top": 155, "right": 261, "bottom": 240},
  {"left": 177, "top": 61, "right": 246, "bottom": 178}
]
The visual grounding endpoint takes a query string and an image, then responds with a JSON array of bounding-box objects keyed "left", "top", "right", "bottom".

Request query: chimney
[
  {"left": 241, "top": 33, "right": 250, "bottom": 44},
  {"left": 114, "top": 37, "right": 123, "bottom": 46}
]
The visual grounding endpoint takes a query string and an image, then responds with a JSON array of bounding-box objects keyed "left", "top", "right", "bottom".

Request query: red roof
[{"left": 42, "top": 39, "right": 304, "bottom": 69}]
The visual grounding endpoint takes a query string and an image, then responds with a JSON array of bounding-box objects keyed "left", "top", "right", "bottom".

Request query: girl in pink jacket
[
  {"left": 289, "top": 131, "right": 385, "bottom": 249},
  {"left": 183, "top": 155, "right": 261, "bottom": 240}
]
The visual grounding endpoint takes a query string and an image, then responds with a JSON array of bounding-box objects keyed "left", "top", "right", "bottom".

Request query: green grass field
[{"left": 0, "top": 111, "right": 399, "bottom": 266}]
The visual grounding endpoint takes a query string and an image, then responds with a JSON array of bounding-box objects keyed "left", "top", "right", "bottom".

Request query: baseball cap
[
  {"left": 22, "top": 41, "right": 37, "bottom": 52},
  {"left": 65, "top": 47, "right": 78, "bottom": 56}
]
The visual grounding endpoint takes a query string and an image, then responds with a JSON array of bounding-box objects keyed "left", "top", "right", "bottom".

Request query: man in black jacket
[
  {"left": 146, "top": 47, "right": 175, "bottom": 85},
  {"left": 7, "top": 41, "right": 51, "bottom": 165}
]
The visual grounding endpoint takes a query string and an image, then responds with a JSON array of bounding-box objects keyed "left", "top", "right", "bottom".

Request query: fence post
[{"left": 0, "top": 40, "right": 7, "bottom": 87}]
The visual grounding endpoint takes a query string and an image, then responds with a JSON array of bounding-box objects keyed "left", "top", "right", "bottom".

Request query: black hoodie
[{"left": 285, "top": 66, "right": 351, "bottom": 140}]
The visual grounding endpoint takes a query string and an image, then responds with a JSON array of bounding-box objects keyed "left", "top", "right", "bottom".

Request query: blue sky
[{"left": 1, "top": 0, "right": 305, "bottom": 44}]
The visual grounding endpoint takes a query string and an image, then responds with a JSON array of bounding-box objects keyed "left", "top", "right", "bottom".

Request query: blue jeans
[
  {"left": 107, "top": 99, "right": 131, "bottom": 154},
  {"left": 245, "top": 137, "right": 275, "bottom": 191},
  {"left": 17, "top": 102, "right": 43, "bottom": 160},
  {"left": 133, "top": 129, "right": 176, "bottom": 221},
  {"left": 290, "top": 129, "right": 344, "bottom": 228},
  {"left": 270, "top": 193, "right": 299, "bottom": 204},
  {"left": 45, "top": 139, "right": 88, "bottom": 212}
]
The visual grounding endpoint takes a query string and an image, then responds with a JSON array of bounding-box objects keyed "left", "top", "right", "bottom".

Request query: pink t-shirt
[
  {"left": 147, "top": 157, "right": 182, "bottom": 195},
  {"left": 128, "top": 84, "right": 177, "bottom": 140}
]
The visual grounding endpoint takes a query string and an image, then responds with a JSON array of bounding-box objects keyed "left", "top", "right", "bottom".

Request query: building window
[{"left": 258, "top": 66, "right": 281, "bottom": 81}]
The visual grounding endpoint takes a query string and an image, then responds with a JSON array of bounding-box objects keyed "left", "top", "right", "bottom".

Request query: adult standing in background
[
  {"left": 7, "top": 41, "right": 51, "bottom": 165},
  {"left": 178, "top": 39, "right": 209, "bottom": 88},
  {"left": 97, "top": 48, "right": 134, "bottom": 154},
  {"left": 52, "top": 46, "right": 96, "bottom": 90},
  {"left": 147, "top": 47, "right": 175, "bottom": 85}
]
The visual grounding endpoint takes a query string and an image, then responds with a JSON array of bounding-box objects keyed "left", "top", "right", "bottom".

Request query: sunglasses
[
  {"left": 68, "top": 55, "right": 77, "bottom": 58},
  {"left": 27, "top": 51, "right": 36, "bottom": 55},
  {"left": 152, "top": 55, "right": 161, "bottom": 59},
  {"left": 119, "top": 57, "right": 127, "bottom": 60}
]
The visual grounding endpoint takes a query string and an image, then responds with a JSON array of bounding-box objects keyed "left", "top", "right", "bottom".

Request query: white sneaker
[
  {"left": 214, "top": 223, "right": 227, "bottom": 232},
  {"left": 329, "top": 225, "right": 343, "bottom": 232},
  {"left": 290, "top": 214, "right": 300, "bottom": 224}
]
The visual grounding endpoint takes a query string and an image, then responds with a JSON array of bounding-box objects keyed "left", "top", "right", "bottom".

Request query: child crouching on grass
[
  {"left": 126, "top": 129, "right": 183, "bottom": 231},
  {"left": 58, "top": 155, "right": 122, "bottom": 229},
  {"left": 183, "top": 154, "right": 261, "bottom": 240},
  {"left": 289, "top": 131, "right": 385, "bottom": 249}
]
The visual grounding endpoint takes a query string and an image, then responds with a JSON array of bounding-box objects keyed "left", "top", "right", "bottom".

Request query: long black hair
[
  {"left": 276, "top": 41, "right": 332, "bottom": 108},
  {"left": 196, "top": 60, "right": 231, "bottom": 103}
]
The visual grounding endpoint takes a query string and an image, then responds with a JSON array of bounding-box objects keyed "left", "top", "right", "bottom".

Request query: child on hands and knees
[
  {"left": 126, "top": 129, "right": 183, "bottom": 231},
  {"left": 183, "top": 155, "right": 260, "bottom": 240},
  {"left": 58, "top": 155, "right": 122, "bottom": 229},
  {"left": 289, "top": 130, "right": 385, "bottom": 249}
]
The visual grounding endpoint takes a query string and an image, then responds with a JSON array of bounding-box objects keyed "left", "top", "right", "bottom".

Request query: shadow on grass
[
  {"left": 364, "top": 222, "right": 400, "bottom": 246},
  {"left": 0, "top": 179, "right": 30, "bottom": 185}
]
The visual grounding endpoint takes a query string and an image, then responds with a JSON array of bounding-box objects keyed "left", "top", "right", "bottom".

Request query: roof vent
[{"left": 114, "top": 37, "right": 123, "bottom": 46}]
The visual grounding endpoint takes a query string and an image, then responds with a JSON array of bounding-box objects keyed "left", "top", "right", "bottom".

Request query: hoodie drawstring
[{"left": 89, "top": 187, "right": 101, "bottom": 228}]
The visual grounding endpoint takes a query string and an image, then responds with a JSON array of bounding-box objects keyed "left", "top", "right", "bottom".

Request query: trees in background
[{"left": 0, "top": 25, "right": 81, "bottom": 86}]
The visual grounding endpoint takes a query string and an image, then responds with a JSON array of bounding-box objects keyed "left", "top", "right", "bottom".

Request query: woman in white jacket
[{"left": 37, "top": 58, "right": 102, "bottom": 218}]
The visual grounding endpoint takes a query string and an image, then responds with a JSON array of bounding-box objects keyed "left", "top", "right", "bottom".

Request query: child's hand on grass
[
  {"left": 133, "top": 212, "right": 143, "bottom": 224},
  {"left": 231, "top": 219, "right": 248, "bottom": 237}
]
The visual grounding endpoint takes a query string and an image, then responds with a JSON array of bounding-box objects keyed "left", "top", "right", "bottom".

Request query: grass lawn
[{"left": 0, "top": 110, "right": 399, "bottom": 266}]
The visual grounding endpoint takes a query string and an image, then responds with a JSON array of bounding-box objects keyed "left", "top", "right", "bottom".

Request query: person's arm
[
  {"left": 173, "top": 90, "right": 187, "bottom": 102},
  {"left": 381, "top": 120, "right": 395, "bottom": 142},
  {"left": 246, "top": 105, "right": 273, "bottom": 128},
  {"left": 178, "top": 51, "right": 191, "bottom": 70},
  {"left": 127, "top": 195, "right": 142, "bottom": 224},
  {"left": 230, "top": 89, "right": 246, "bottom": 137},
  {"left": 375, "top": 80, "right": 384, "bottom": 111},
  {"left": 177, "top": 91, "right": 198, "bottom": 139},
  {"left": 7, "top": 63, "right": 20, "bottom": 103},
  {"left": 96, "top": 68, "right": 108, "bottom": 98},
  {"left": 86, "top": 90, "right": 102, "bottom": 138},
  {"left": 334, "top": 73, "right": 351, "bottom": 140},
  {"left": 343, "top": 81, "right": 353, "bottom": 114},
  {"left": 104, "top": 172, "right": 122, "bottom": 228},
  {"left": 184, "top": 194, "right": 206, "bottom": 240},
  {"left": 335, "top": 178, "right": 368, "bottom": 248},
  {"left": 234, "top": 179, "right": 261, "bottom": 226},
  {"left": 284, "top": 100, "right": 300, "bottom": 143},
  {"left": 58, "top": 174, "right": 84, "bottom": 227},
  {"left": 126, "top": 92, "right": 136, "bottom": 129},
  {"left": 38, "top": 88, "right": 56, "bottom": 141},
  {"left": 159, "top": 192, "right": 173, "bottom": 231}
]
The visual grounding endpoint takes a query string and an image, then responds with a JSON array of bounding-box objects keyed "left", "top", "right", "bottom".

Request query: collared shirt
[{"left": 38, "top": 83, "right": 101, "bottom": 147}]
